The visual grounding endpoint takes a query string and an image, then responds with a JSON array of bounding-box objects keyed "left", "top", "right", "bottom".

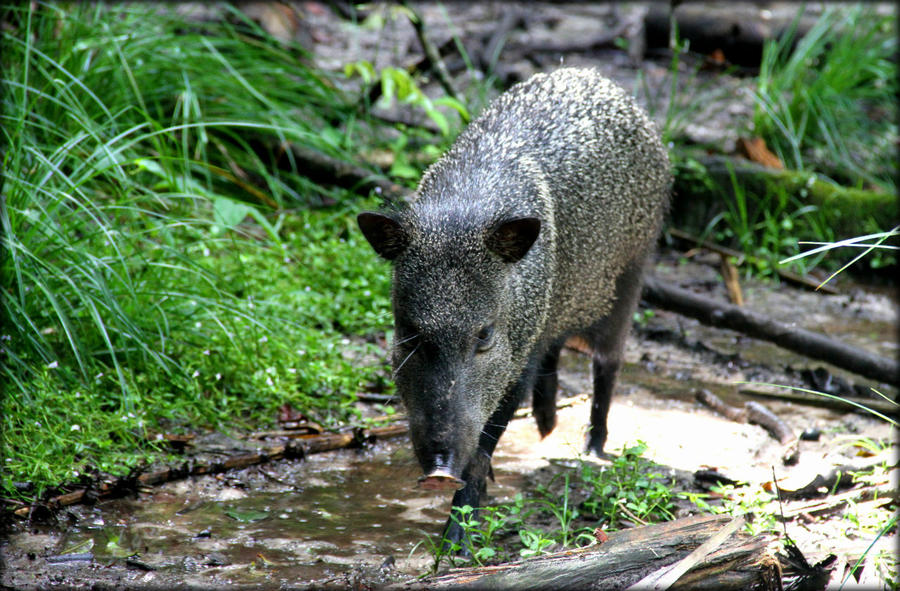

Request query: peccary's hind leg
[
  {"left": 441, "top": 373, "right": 533, "bottom": 553},
  {"left": 586, "top": 260, "right": 648, "bottom": 456},
  {"left": 532, "top": 341, "right": 563, "bottom": 438},
  {"left": 587, "top": 350, "right": 617, "bottom": 457}
]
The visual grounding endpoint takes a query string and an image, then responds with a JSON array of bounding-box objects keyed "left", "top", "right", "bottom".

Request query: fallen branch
[
  {"left": 745, "top": 401, "right": 795, "bottom": 445},
  {"left": 11, "top": 424, "right": 409, "bottom": 518},
  {"left": 247, "top": 412, "right": 405, "bottom": 440},
  {"left": 401, "top": 0, "right": 461, "bottom": 103},
  {"left": 695, "top": 389, "right": 798, "bottom": 464},
  {"left": 783, "top": 487, "right": 894, "bottom": 519},
  {"left": 774, "top": 452, "right": 897, "bottom": 501},
  {"left": 738, "top": 386, "right": 897, "bottom": 417},
  {"left": 641, "top": 277, "right": 900, "bottom": 387},
  {"left": 390, "top": 514, "right": 780, "bottom": 590},
  {"left": 695, "top": 390, "right": 795, "bottom": 444},
  {"left": 287, "top": 143, "right": 407, "bottom": 200}
]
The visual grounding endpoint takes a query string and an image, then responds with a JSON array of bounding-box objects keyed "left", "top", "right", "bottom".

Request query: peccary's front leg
[
  {"left": 441, "top": 381, "right": 528, "bottom": 552},
  {"left": 532, "top": 341, "right": 563, "bottom": 438}
]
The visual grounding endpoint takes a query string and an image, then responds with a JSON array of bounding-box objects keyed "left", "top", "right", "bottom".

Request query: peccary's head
[{"left": 358, "top": 204, "right": 541, "bottom": 488}]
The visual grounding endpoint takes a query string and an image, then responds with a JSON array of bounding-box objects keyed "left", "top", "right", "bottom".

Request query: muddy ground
[
  {"left": 2, "top": 2, "right": 897, "bottom": 590},
  {"left": 2, "top": 253, "right": 896, "bottom": 590}
]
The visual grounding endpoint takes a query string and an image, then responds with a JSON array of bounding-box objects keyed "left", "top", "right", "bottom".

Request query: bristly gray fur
[
  {"left": 358, "top": 67, "right": 671, "bottom": 529},
  {"left": 399, "top": 66, "right": 670, "bottom": 368}
]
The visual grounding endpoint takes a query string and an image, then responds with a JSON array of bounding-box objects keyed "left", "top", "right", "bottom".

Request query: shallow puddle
[{"left": 1, "top": 438, "right": 531, "bottom": 589}]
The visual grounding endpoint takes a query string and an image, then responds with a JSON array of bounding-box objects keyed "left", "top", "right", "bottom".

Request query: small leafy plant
[
  {"left": 578, "top": 442, "right": 677, "bottom": 527},
  {"left": 344, "top": 60, "right": 469, "bottom": 137},
  {"left": 424, "top": 442, "right": 677, "bottom": 572},
  {"left": 426, "top": 499, "right": 524, "bottom": 569}
]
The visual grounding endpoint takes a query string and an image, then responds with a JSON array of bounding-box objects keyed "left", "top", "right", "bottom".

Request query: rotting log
[
  {"left": 389, "top": 514, "right": 780, "bottom": 591},
  {"left": 641, "top": 277, "right": 900, "bottom": 387},
  {"left": 671, "top": 155, "right": 897, "bottom": 241},
  {"left": 644, "top": 3, "right": 821, "bottom": 67}
]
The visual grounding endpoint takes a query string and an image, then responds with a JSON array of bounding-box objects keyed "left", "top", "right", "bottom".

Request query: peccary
[{"left": 357, "top": 67, "right": 671, "bottom": 545}]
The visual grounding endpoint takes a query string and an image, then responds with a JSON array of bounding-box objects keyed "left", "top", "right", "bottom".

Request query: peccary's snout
[
  {"left": 402, "top": 369, "right": 483, "bottom": 492},
  {"left": 422, "top": 450, "right": 455, "bottom": 475},
  {"left": 417, "top": 450, "right": 466, "bottom": 491},
  {"left": 409, "top": 415, "right": 471, "bottom": 491}
]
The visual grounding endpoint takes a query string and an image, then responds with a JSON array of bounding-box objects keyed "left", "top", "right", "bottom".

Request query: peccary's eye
[{"left": 475, "top": 323, "right": 495, "bottom": 352}]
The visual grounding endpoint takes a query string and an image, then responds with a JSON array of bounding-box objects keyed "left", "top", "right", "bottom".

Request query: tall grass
[
  {"left": 697, "top": 5, "right": 898, "bottom": 277},
  {"left": 3, "top": 1, "right": 346, "bottom": 383},
  {"left": 1, "top": 2, "right": 394, "bottom": 498},
  {"left": 754, "top": 5, "right": 897, "bottom": 194}
]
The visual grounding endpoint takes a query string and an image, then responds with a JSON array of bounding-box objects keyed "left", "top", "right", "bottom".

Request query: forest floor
[
  {"left": 2, "top": 253, "right": 895, "bottom": 590},
  {"left": 2, "top": 2, "right": 896, "bottom": 589}
]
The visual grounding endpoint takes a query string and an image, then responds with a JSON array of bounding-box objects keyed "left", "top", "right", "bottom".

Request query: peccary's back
[{"left": 415, "top": 67, "right": 671, "bottom": 339}]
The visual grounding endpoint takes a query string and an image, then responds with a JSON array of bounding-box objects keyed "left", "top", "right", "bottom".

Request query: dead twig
[
  {"left": 401, "top": 0, "right": 461, "bottom": 103},
  {"left": 667, "top": 227, "right": 840, "bottom": 295},
  {"left": 738, "top": 386, "right": 898, "bottom": 417},
  {"left": 478, "top": 8, "right": 525, "bottom": 73},
  {"left": 775, "top": 454, "right": 896, "bottom": 501},
  {"left": 719, "top": 254, "right": 744, "bottom": 306},
  {"left": 364, "top": 35, "right": 459, "bottom": 106},
  {"left": 782, "top": 484, "right": 893, "bottom": 518}
]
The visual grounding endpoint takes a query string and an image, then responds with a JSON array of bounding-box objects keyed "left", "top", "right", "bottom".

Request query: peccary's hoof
[
  {"left": 440, "top": 514, "right": 473, "bottom": 557},
  {"left": 585, "top": 435, "right": 611, "bottom": 460},
  {"left": 535, "top": 411, "right": 557, "bottom": 439},
  {"left": 417, "top": 471, "right": 466, "bottom": 491}
]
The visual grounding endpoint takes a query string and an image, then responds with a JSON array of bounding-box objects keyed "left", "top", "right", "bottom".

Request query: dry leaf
[{"left": 737, "top": 136, "right": 784, "bottom": 169}]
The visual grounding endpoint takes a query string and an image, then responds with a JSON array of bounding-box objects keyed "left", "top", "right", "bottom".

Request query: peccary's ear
[
  {"left": 486, "top": 217, "right": 541, "bottom": 263},
  {"left": 357, "top": 211, "right": 409, "bottom": 260}
]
